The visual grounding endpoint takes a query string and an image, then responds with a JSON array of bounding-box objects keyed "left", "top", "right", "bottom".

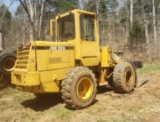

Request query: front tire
[
  {"left": 113, "top": 62, "right": 136, "bottom": 93},
  {"left": 61, "top": 67, "right": 97, "bottom": 109}
]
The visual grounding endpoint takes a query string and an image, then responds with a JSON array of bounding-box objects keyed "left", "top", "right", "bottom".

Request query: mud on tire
[
  {"left": 113, "top": 62, "right": 136, "bottom": 93},
  {"left": 61, "top": 67, "right": 97, "bottom": 109}
]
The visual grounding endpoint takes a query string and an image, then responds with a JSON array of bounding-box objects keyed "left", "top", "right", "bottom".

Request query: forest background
[{"left": 0, "top": 0, "right": 160, "bottom": 62}]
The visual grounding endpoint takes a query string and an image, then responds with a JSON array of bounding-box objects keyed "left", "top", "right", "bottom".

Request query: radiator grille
[{"left": 15, "top": 48, "right": 30, "bottom": 69}]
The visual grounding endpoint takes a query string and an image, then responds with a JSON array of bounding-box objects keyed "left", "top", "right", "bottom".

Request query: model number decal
[{"left": 50, "top": 46, "right": 66, "bottom": 50}]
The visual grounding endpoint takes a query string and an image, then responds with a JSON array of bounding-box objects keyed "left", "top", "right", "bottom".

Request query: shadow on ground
[
  {"left": 21, "top": 86, "right": 117, "bottom": 111},
  {"left": 97, "top": 85, "right": 114, "bottom": 94},
  {"left": 21, "top": 93, "right": 63, "bottom": 111}
]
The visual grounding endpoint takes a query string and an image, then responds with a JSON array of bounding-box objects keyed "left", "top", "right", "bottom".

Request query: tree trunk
[
  {"left": 29, "top": 0, "right": 34, "bottom": 40},
  {"left": 125, "top": 1, "right": 129, "bottom": 44},
  {"left": 145, "top": 21, "right": 149, "bottom": 43},
  {"left": 22, "top": 9, "right": 26, "bottom": 42},
  {"left": 130, "top": 0, "right": 133, "bottom": 26},
  {"left": 141, "top": 0, "right": 149, "bottom": 43},
  {"left": 152, "top": 0, "right": 157, "bottom": 42},
  {"left": 38, "top": 0, "right": 45, "bottom": 40}
]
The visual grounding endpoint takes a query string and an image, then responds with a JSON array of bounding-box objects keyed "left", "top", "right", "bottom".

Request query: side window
[
  {"left": 58, "top": 14, "right": 75, "bottom": 41},
  {"left": 80, "top": 14, "right": 95, "bottom": 41},
  {"left": 50, "top": 19, "right": 56, "bottom": 41}
]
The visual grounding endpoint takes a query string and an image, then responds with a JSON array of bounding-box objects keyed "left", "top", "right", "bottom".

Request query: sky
[
  {"left": 2, "top": 0, "right": 125, "bottom": 16},
  {"left": 2, "top": 0, "right": 20, "bottom": 16},
  {"left": 116, "top": 0, "right": 125, "bottom": 12}
]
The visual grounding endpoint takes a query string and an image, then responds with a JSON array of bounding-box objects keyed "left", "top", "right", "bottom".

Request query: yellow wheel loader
[{"left": 11, "top": 9, "right": 136, "bottom": 109}]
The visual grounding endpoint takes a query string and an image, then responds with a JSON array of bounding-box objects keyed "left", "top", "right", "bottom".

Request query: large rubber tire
[
  {"left": 61, "top": 67, "right": 97, "bottom": 109},
  {"left": 113, "top": 62, "right": 136, "bottom": 93},
  {"left": 108, "top": 75, "right": 114, "bottom": 87},
  {"left": 128, "top": 61, "right": 143, "bottom": 68},
  {"left": 0, "top": 52, "right": 16, "bottom": 75}
]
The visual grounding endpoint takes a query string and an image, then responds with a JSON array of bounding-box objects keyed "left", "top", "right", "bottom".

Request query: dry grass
[{"left": 1, "top": 63, "right": 160, "bottom": 122}]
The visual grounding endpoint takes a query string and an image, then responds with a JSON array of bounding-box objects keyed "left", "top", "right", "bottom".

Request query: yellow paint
[
  {"left": 101, "top": 47, "right": 111, "bottom": 67},
  {"left": 76, "top": 77, "right": 93, "bottom": 101},
  {"left": 11, "top": 71, "right": 39, "bottom": 86},
  {"left": 50, "top": 19, "right": 55, "bottom": 37},
  {"left": 100, "top": 69, "right": 106, "bottom": 84},
  {"left": 11, "top": 9, "right": 123, "bottom": 94}
]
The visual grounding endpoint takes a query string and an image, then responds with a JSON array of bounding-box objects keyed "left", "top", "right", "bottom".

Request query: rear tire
[
  {"left": 108, "top": 75, "right": 114, "bottom": 87},
  {"left": 61, "top": 67, "right": 97, "bottom": 109},
  {"left": 113, "top": 62, "right": 136, "bottom": 93},
  {"left": 0, "top": 52, "right": 16, "bottom": 75}
]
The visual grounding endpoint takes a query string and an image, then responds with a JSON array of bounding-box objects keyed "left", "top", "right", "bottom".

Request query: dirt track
[{"left": 0, "top": 71, "right": 160, "bottom": 122}]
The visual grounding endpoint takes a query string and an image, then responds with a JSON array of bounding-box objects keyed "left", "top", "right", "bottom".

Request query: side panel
[
  {"left": 17, "top": 68, "right": 71, "bottom": 93},
  {"left": 39, "top": 68, "right": 71, "bottom": 83},
  {"left": 12, "top": 68, "right": 72, "bottom": 93},
  {"left": 81, "top": 41, "right": 100, "bottom": 66},
  {"left": 36, "top": 47, "right": 75, "bottom": 71},
  {"left": 101, "top": 47, "right": 111, "bottom": 67}
]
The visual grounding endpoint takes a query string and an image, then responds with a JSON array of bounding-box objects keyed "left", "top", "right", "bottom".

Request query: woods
[
  {"left": 1, "top": 1, "right": 160, "bottom": 121},
  {"left": 0, "top": 0, "right": 160, "bottom": 61}
]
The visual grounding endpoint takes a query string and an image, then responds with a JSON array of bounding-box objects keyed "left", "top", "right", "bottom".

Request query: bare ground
[{"left": 0, "top": 71, "right": 160, "bottom": 122}]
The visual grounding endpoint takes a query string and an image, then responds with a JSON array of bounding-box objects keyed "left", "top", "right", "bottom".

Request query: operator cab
[
  {"left": 50, "top": 9, "right": 97, "bottom": 43},
  {"left": 50, "top": 9, "right": 100, "bottom": 66}
]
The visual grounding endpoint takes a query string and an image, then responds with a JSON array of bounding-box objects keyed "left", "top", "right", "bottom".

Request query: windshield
[{"left": 58, "top": 14, "right": 75, "bottom": 41}]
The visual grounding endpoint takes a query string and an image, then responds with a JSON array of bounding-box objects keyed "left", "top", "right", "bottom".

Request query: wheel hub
[{"left": 77, "top": 77, "right": 93, "bottom": 102}]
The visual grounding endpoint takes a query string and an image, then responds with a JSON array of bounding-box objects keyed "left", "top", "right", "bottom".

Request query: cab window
[
  {"left": 80, "top": 14, "right": 95, "bottom": 41},
  {"left": 58, "top": 14, "right": 75, "bottom": 41}
]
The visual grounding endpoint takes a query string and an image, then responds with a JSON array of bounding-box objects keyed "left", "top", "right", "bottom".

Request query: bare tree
[
  {"left": 28, "top": 0, "right": 34, "bottom": 40},
  {"left": 152, "top": 0, "right": 157, "bottom": 42},
  {"left": 130, "top": 0, "right": 133, "bottom": 26},
  {"left": 141, "top": 0, "right": 149, "bottom": 43},
  {"left": 38, "top": 0, "right": 45, "bottom": 39},
  {"left": 19, "top": 0, "right": 45, "bottom": 40}
]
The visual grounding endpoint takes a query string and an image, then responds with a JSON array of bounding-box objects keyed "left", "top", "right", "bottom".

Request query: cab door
[{"left": 80, "top": 14, "right": 100, "bottom": 66}]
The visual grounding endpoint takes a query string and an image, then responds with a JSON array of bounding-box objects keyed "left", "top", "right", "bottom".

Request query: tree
[
  {"left": 18, "top": 0, "right": 46, "bottom": 40},
  {"left": 130, "top": 0, "right": 133, "bottom": 26},
  {"left": 152, "top": 0, "right": 157, "bottom": 42},
  {"left": 141, "top": 0, "right": 149, "bottom": 43},
  {"left": 0, "top": 4, "right": 12, "bottom": 33},
  {"left": 129, "top": 20, "right": 145, "bottom": 44},
  {"left": 46, "top": 0, "right": 77, "bottom": 14}
]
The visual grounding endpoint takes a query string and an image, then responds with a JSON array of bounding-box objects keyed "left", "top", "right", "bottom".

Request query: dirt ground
[{"left": 0, "top": 71, "right": 160, "bottom": 122}]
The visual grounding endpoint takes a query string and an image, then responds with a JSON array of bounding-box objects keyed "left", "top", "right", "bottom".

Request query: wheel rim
[
  {"left": 77, "top": 77, "right": 93, "bottom": 102},
  {"left": 125, "top": 70, "right": 134, "bottom": 86},
  {"left": 2, "top": 57, "right": 15, "bottom": 72}
]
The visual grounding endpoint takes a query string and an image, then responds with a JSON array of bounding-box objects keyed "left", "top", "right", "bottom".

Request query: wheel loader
[{"left": 11, "top": 9, "right": 136, "bottom": 109}]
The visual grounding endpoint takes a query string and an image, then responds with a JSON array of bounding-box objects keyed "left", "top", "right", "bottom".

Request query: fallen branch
[{"left": 136, "top": 78, "right": 148, "bottom": 88}]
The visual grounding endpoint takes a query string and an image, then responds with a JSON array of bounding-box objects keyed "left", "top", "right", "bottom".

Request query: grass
[
  {"left": 137, "top": 61, "right": 160, "bottom": 75},
  {"left": 97, "top": 119, "right": 106, "bottom": 122},
  {"left": 1, "top": 61, "right": 160, "bottom": 122},
  {"left": 53, "top": 107, "right": 73, "bottom": 120}
]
